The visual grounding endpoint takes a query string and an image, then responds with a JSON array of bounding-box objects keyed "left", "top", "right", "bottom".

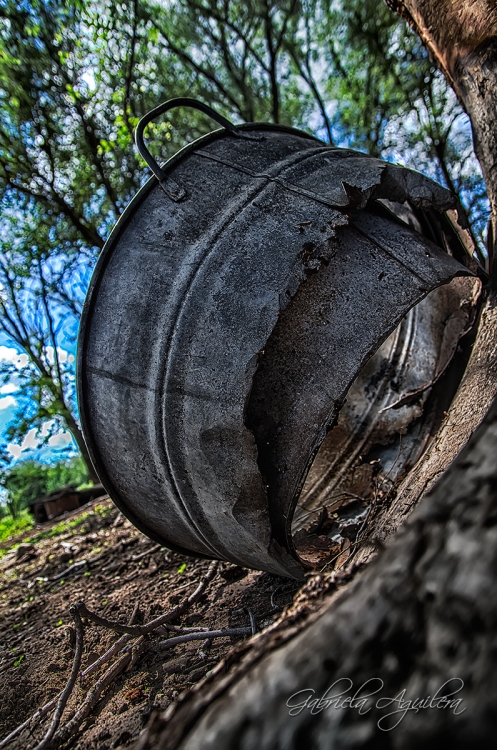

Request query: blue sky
[{"left": 0, "top": 335, "right": 78, "bottom": 465}]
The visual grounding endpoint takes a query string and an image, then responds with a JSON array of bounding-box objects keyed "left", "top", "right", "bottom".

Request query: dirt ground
[{"left": 0, "top": 498, "right": 306, "bottom": 749}]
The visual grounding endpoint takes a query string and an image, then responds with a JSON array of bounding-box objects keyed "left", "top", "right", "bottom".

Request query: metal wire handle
[{"left": 135, "top": 97, "right": 242, "bottom": 182}]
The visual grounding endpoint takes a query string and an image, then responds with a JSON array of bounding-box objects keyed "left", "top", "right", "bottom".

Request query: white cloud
[
  {"left": 45, "top": 346, "right": 74, "bottom": 366},
  {"left": 0, "top": 344, "right": 74, "bottom": 371},
  {"left": 7, "top": 428, "right": 39, "bottom": 458},
  {"left": 0, "top": 383, "right": 17, "bottom": 395},
  {"left": 7, "top": 443, "right": 22, "bottom": 459},
  {"left": 0, "top": 346, "right": 28, "bottom": 368},
  {"left": 48, "top": 432, "right": 72, "bottom": 449},
  {"left": 0, "top": 395, "right": 16, "bottom": 411},
  {"left": 6, "top": 421, "right": 75, "bottom": 459}
]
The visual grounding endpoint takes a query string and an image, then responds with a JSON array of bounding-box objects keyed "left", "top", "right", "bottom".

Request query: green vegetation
[
  {"left": 0, "top": 501, "right": 113, "bottom": 559},
  {"left": 28, "top": 503, "right": 113, "bottom": 542},
  {"left": 0, "top": 455, "right": 97, "bottom": 545},
  {"left": 0, "top": 509, "right": 34, "bottom": 543},
  {"left": 0, "top": 456, "right": 88, "bottom": 519}
]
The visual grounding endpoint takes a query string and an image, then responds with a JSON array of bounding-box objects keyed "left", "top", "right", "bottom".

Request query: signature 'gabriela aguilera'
[{"left": 286, "top": 678, "right": 465, "bottom": 730}]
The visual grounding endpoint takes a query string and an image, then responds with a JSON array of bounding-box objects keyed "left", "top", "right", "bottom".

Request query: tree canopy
[{"left": 0, "top": 0, "right": 489, "bottom": 477}]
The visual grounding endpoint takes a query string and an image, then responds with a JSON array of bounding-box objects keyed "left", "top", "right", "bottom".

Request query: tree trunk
[
  {"left": 64, "top": 411, "right": 100, "bottom": 486},
  {"left": 385, "top": 0, "right": 497, "bottom": 254},
  {"left": 135, "top": 3, "right": 497, "bottom": 747}
]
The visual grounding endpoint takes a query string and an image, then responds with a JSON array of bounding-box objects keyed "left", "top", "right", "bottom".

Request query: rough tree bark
[
  {"left": 142, "top": 395, "right": 497, "bottom": 750},
  {"left": 64, "top": 411, "right": 100, "bottom": 486},
  {"left": 136, "top": 2, "right": 497, "bottom": 747},
  {"left": 386, "top": 0, "right": 497, "bottom": 248}
]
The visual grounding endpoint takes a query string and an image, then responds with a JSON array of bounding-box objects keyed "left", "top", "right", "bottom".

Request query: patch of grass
[
  {"left": 76, "top": 481, "right": 95, "bottom": 491},
  {"left": 0, "top": 509, "right": 34, "bottom": 543},
  {"left": 0, "top": 501, "right": 114, "bottom": 559},
  {"left": 30, "top": 503, "right": 113, "bottom": 543},
  {"left": 30, "top": 513, "right": 89, "bottom": 542}
]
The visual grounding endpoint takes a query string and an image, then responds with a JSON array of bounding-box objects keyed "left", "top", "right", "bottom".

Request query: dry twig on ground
[
  {"left": 31, "top": 606, "right": 84, "bottom": 750},
  {"left": 0, "top": 559, "right": 258, "bottom": 750}
]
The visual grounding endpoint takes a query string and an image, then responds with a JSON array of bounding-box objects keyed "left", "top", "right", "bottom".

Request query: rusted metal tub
[{"left": 77, "top": 98, "right": 481, "bottom": 579}]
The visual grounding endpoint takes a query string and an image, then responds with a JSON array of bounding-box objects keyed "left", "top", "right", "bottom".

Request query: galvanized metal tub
[{"left": 77, "top": 99, "right": 480, "bottom": 579}]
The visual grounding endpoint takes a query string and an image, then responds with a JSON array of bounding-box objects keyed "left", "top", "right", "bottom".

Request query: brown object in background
[{"left": 28, "top": 484, "right": 107, "bottom": 524}]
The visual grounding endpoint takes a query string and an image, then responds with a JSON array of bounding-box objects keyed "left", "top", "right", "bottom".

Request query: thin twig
[
  {"left": 198, "top": 638, "right": 213, "bottom": 658},
  {"left": 0, "top": 698, "right": 59, "bottom": 749},
  {"left": 76, "top": 561, "right": 218, "bottom": 635},
  {"left": 171, "top": 579, "right": 198, "bottom": 593},
  {"left": 130, "top": 545, "right": 160, "bottom": 562},
  {"left": 80, "top": 633, "right": 132, "bottom": 680},
  {"left": 30, "top": 605, "right": 84, "bottom": 750},
  {"left": 46, "top": 541, "right": 129, "bottom": 585},
  {"left": 49, "top": 560, "right": 88, "bottom": 583},
  {"left": 80, "top": 601, "right": 141, "bottom": 679},
  {"left": 155, "top": 627, "right": 252, "bottom": 650},
  {"left": 126, "top": 636, "right": 147, "bottom": 672},
  {"left": 246, "top": 609, "right": 257, "bottom": 635},
  {"left": 160, "top": 624, "right": 210, "bottom": 634},
  {"left": 293, "top": 491, "right": 368, "bottom": 527},
  {"left": 4, "top": 563, "right": 218, "bottom": 749},
  {"left": 51, "top": 652, "right": 132, "bottom": 746}
]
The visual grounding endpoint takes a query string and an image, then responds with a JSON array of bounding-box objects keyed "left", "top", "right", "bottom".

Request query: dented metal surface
[
  {"left": 291, "top": 275, "right": 480, "bottom": 563},
  {"left": 78, "top": 103, "right": 480, "bottom": 579}
]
